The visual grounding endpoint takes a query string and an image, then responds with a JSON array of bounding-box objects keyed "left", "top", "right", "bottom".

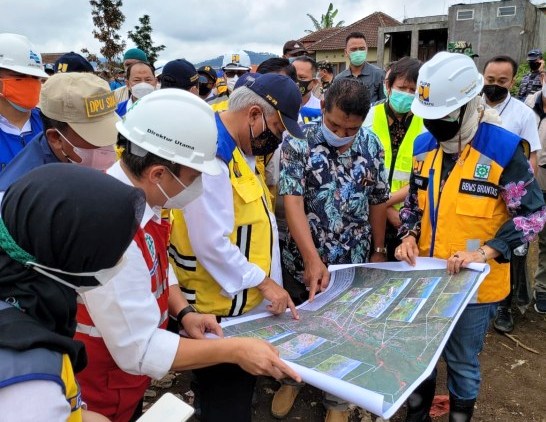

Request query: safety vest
[
  {"left": 0, "top": 347, "right": 82, "bottom": 421},
  {"left": 75, "top": 219, "right": 170, "bottom": 421},
  {"left": 413, "top": 123, "right": 524, "bottom": 303},
  {"left": 0, "top": 108, "right": 43, "bottom": 171},
  {"left": 169, "top": 115, "right": 273, "bottom": 317},
  {"left": 208, "top": 94, "right": 229, "bottom": 112},
  {"left": 372, "top": 103, "right": 423, "bottom": 209}
]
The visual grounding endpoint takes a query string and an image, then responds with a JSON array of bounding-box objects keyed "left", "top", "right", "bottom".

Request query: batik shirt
[{"left": 279, "top": 121, "right": 390, "bottom": 281}]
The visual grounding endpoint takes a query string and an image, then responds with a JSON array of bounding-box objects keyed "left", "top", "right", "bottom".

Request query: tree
[
  {"left": 306, "top": 3, "right": 345, "bottom": 34},
  {"left": 127, "top": 14, "right": 166, "bottom": 66},
  {"left": 89, "top": 0, "right": 126, "bottom": 71}
]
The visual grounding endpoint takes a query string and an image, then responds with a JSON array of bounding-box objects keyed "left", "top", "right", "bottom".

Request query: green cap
[{"left": 123, "top": 48, "right": 147, "bottom": 62}]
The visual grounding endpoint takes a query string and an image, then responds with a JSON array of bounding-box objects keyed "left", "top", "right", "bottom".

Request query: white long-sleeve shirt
[
  {"left": 182, "top": 155, "right": 282, "bottom": 308},
  {"left": 78, "top": 161, "right": 179, "bottom": 380}
]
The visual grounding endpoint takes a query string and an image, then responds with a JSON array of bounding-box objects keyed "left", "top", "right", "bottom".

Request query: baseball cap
[
  {"left": 123, "top": 48, "right": 148, "bottom": 62},
  {"left": 283, "top": 40, "right": 308, "bottom": 56},
  {"left": 0, "top": 33, "right": 48, "bottom": 78},
  {"left": 245, "top": 73, "right": 304, "bottom": 139},
  {"left": 161, "top": 59, "right": 199, "bottom": 90},
  {"left": 39, "top": 73, "right": 119, "bottom": 147},
  {"left": 54, "top": 52, "right": 94, "bottom": 74},
  {"left": 527, "top": 49, "right": 543, "bottom": 61},
  {"left": 198, "top": 65, "right": 218, "bottom": 82}
]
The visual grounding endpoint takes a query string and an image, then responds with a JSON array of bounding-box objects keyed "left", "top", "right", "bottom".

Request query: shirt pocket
[
  {"left": 232, "top": 174, "right": 263, "bottom": 204},
  {"left": 455, "top": 194, "right": 496, "bottom": 219}
]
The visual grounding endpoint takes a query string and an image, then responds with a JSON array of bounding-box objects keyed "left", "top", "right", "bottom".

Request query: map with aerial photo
[{"left": 222, "top": 259, "right": 489, "bottom": 419}]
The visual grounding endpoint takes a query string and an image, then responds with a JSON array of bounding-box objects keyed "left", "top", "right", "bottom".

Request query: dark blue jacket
[
  {"left": 0, "top": 109, "right": 43, "bottom": 171},
  {"left": 0, "top": 132, "right": 61, "bottom": 192}
]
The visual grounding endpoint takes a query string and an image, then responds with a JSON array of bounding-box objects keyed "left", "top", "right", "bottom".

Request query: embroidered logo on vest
[
  {"left": 474, "top": 164, "right": 491, "bottom": 180},
  {"left": 145, "top": 233, "right": 156, "bottom": 258}
]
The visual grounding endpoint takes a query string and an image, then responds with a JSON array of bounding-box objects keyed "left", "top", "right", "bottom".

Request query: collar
[
  {"left": 484, "top": 93, "right": 511, "bottom": 111},
  {"left": 107, "top": 161, "right": 159, "bottom": 228},
  {"left": 0, "top": 113, "right": 32, "bottom": 136}
]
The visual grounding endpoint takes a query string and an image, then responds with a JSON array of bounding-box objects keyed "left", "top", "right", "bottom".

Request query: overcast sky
[{"left": 3, "top": 0, "right": 543, "bottom": 64}]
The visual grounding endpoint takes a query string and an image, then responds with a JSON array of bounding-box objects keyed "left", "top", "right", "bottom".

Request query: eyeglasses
[{"left": 224, "top": 70, "right": 248, "bottom": 78}]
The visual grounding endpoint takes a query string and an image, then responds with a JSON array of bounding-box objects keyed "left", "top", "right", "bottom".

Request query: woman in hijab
[{"left": 0, "top": 163, "right": 145, "bottom": 421}]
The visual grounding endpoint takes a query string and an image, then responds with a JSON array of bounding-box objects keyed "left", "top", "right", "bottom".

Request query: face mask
[
  {"left": 57, "top": 130, "right": 117, "bottom": 171},
  {"left": 297, "top": 79, "right": 313, "bottom": 96},
  {"left": 130, "top": 82, "right": 155, "bottom": 99},
  {"left": 349, "top": 50, "right": 367, "bottom": 66},
  {"left": 383, "top": 83, "right": 388, "bottom": 98},
  {"left": 389, "top": 89, "right": 414, "bottom": 114},
  {"left": 226, "top": 75, "right": 238, "bottom": 93},
  {"left": 529, "top": 61, "right": 541, "bottom": 71},
  {"left": 482, "top": 84, "right": 509, "bottom": 103},
  {"left": 249, "top": 112, "right": 282, "bottom": 156},
  {"left": 28, "top": 256, "right": 127, "bottom": 293},
  {"left": 288, "top": 57, "right": 298, "bottom": 64},
  {"left": 423, "top": 108, "right": 464, "bottom": 142},
  {"left": 157, "top": 168, "right": 203, "bottom": 209},
  {"left": 321, "top": 121, "right": 356, "bottom": 147},
  {"left": 199, "top": 83, "right": 213, "bottom": 97},
  {"left": 0, "top": 78, "right": 41, "bottom": 112}
]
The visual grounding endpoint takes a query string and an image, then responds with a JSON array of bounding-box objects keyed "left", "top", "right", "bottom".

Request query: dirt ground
[{"left": 146, "top": 242, "right": 546, "bottom": 421}]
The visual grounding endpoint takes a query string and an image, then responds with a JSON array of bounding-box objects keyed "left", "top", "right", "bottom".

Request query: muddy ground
[{"left": 145, "top": 242, "right": 546, "bottom": 421}]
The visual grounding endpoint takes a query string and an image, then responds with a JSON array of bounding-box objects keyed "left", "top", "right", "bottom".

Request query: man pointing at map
[{"left": 396, "top": 52, "right": 546, "bottom": 421}]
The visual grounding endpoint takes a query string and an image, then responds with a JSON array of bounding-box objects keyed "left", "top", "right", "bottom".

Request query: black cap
[
  {"left": 54, "top": 52, "right": 94, "bottom": 74},
  {"left": 161, "top": 59, "right": 199, "bottom": 90},
  {"left": 198, "top": 65, "right": 218, "bottom": 82},
  {"left": 527, "top": 49, "right": 543, "bottom": 61},
  {"left": 283, "top": 40, "right": 308, "bottom": 56},
  {"left": 317, "top": 60, "right": 334, "bottom": 73},
  {"left": 244, "top": 73, "right": 304, "bottom": 139}
]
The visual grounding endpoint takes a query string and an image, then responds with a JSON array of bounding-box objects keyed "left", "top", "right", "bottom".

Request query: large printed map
[{"left": 222, "top": 259, "right": 488, "bottom": 418}]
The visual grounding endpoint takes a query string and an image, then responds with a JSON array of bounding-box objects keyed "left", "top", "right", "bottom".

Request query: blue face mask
[
  {"left": 389, "top": 89, "right": 414, "bottom": 114},
  {"left": 321, "top": 121, "right": 355, "bottom": 148}
]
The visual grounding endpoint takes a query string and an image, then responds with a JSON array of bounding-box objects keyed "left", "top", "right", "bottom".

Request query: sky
[{"left": 3, "top": 0, "right": 544, "bottom": 64}]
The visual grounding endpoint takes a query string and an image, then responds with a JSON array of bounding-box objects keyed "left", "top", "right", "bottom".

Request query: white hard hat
[
  {"left": 116, "top": 88, "right": 221, "bottom": 176},
  {"left": 154, "top": 59, "right": 167, "bottom": 77},
  {"left": 221, "top": 49, "right": 251, "bottom": 71},
  {"left": 411, "top": 52, "right": 484, "bottom": 120},
  {"left": 0, "top": 33, "right": 49, "bottom": 78}
]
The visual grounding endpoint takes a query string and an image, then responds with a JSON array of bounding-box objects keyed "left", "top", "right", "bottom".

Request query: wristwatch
[
  {"left": 374, "top": 246, "right": 387, "bottom": 255},
  {"left": 400, "top": 229, "right": 418, "bottom": 240},
  {"left": 176, "top": 305, "right": 196, "bottom": 326}
]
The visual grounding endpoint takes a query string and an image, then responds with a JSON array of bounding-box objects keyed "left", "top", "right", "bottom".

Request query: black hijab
[{"left": 0, "top": 163, "right": 145, "bottom": 371}]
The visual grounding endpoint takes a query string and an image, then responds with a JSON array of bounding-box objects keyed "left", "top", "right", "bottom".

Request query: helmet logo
[
  {"left": 231, "top": 54, "right": 240, "bottom": 64},
  {"left": 418, "top": 82, "right": 431, "bottom": 105},
  {"left": 29, "top": 50, "right": 41, "bottom": 65}
]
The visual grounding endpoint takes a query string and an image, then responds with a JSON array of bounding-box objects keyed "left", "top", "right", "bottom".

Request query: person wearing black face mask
[
  {"left": 197, "top": 65, "right": 218, "bottom": 101},
  {"left": 169, "top": 73, "right": 304, "bottom": 422},
  {"left": 481, "top": 55, "right": 542, "bottom": 334},
  {"left": 518, "top": 49, "right": 544, "bottom": 100},
  {"left": 292, "top": 56, "right": 322, "bottom": 123}
]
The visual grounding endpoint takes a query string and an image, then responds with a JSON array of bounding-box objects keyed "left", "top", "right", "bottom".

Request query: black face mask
[
  {"left": 249, "top": 114, "right": 282, "bottom": 156},
  {"left": 297, "top": 79, "right": 313, "bottom": 96},
  {"left": 423, "top": 104, "right": 467, "bottom": 142},
  {"left": 483, "top": 84, "right": 509, "bottom": 103},
  {"left": 199, "top": 83, "right": 212, "bottom": 97},
  {"left": 529, "top": 61, "right": 541, "bottom": 71}
]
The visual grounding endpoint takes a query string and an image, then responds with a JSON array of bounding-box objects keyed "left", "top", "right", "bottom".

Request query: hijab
[{"left": 0, "top": 163, "right": 145, "bottom": 371}]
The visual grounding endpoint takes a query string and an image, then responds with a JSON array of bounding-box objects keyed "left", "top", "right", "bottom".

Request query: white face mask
[
  {"left": 27, "top": 256, "right": 127, "bottom": 294},
  {"left": 131, "top": 82, "right": 155, "bottom": 99},
  {"left": 226, "top": 75, "right": 238, "bottom": 93},
  {"left": 57, "top": 129, "right": 117, "bottom": 171},
  {"left": 321, "top": 121, "right": 356, "bottom": 147},
  {"left": 156, "top": 168, "right": 204, "bottom": 209}
]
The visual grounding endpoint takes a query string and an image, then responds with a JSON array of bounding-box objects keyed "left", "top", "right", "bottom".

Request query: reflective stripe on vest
[
  {"left": 372, "top": 103, "right": 423, "bottom": 209},
  {"left": 169, "top": 147, "right": 273, "bottom": 316}
]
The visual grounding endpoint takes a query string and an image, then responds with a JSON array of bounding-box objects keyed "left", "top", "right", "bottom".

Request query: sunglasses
[{"left": 224, "top": 70, "right": 248, "bottom": 78}]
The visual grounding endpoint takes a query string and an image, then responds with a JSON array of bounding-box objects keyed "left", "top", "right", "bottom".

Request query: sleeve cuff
[
  {"left": 140, "top": 330, "right": 180, "bottom": 380},
  {"left": 485, "top": 239, "right": 511, "bottom": 263}
]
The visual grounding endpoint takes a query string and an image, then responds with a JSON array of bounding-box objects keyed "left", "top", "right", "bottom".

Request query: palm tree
[{"left": 306, "top": 3, "right": 345, "bottom": 34}]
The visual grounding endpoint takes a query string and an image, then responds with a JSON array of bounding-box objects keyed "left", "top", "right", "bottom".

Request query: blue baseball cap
[
  {"left": 244, "top": 73, "right": 304, "bottom": 139},
  {"left": 54, "top": 52, "right": 94, "bottom": 74},
  {"left": 161, "top": 59, "right": 199, "bottom": 90}
]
